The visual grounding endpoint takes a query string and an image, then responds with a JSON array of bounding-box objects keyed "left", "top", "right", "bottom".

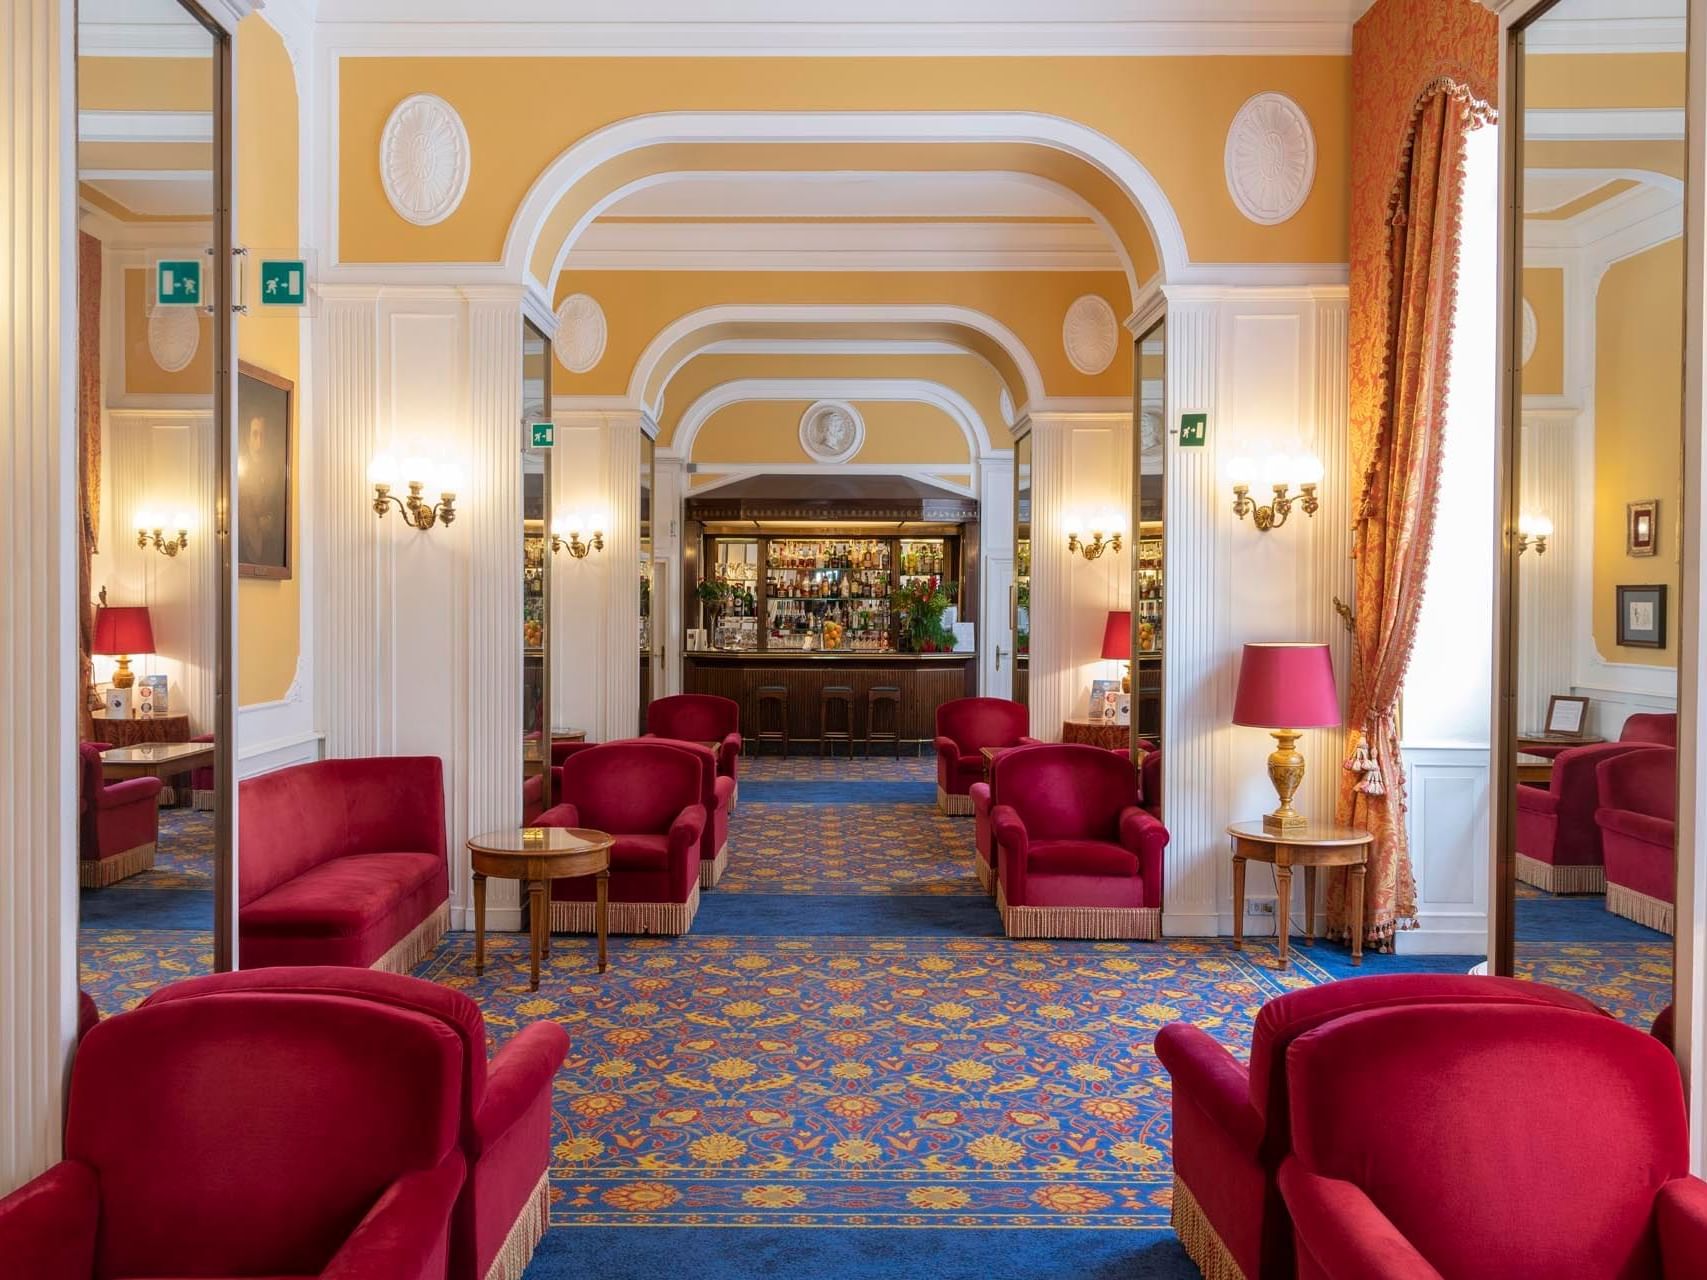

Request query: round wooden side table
[
  {"left": 468, "top": 826, "right": 612, "bottom": 990},
  {"left": 1226, "top": 820, "right": 1373, "bottom": 969}
]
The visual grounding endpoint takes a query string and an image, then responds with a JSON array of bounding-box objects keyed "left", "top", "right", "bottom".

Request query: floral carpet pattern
[
  {"left": 741, "top": 755, "right": 935, "bottom": 783},
  {"left": 720, "top": 802, "right": 977, "bottom": 897},
  {"left": 135, "top": 807, "right": 215, "bottom": 889},
  {"left": 80, "top": 929, "right": 215, "bottom": 1013}
]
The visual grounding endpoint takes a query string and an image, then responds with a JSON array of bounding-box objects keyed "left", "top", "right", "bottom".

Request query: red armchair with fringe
[
  {"left": 189, "top": 730, "right": 215, "bottom": 809},
  {"left": 1154, "top": 974, "right": 1602, "bottom": 1280},
  {"left": 539, "top": 740, "right": 707, "bottom": 935},
  {"left": 1597, "top": 745, "right": 1678, "bottom": 935},
  {"left": 646, "top": 693, "right": 742, "bottom": 806},
  {"left": 238, "top": 756, "right": 450, "bottom": 972},
  {"left": 0, "top": 989, "right": 465, "bottom": 1280},
  {"left": 143, "top": 967, "right": 568, "bottom": 1280},
  {"left": 652, "top": 737, "right": 735, "bottom": 887},
  {"left": 77, "top": 741, "right": 163, "bottom": 888},
  {"left": 1278, "top": 1002, "right": 1707, "bottom": 1280},
  {"left": 1514, "top": 739, "right": 1666, "bottom": 894},
  {"left": 989, "top": 743, "right": 1165, "bottom": 939},
  {"left": 934, "top": 697, "right": 1035, "bottom": 814}
]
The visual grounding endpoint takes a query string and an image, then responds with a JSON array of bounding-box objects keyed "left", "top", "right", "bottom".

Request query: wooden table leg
[
  {"left": 527, "top": 879, "right": 546, "bottom": 991},
  {"left": 1349, "top": 863, "right": 1367, "bottom": 965},
  {"left": 1303, "top": 865, "right": 1316, "bottom": 948},
  {"left": 472, "top": 871, "right": 487, "bottom": 977},
  {"left": 596, "top": 868, "right": 609, "bottom": 973},
  {"left": 1274, "top": 860, "right": 1293, "bottom": 969},
  {"left": 1231, "top": 853, "right": 1247, "bottom": 952}
]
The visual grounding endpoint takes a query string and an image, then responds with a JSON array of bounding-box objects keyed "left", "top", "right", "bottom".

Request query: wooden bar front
[{"left": 684, "top": 651, "right": 976, "bottom": 750}]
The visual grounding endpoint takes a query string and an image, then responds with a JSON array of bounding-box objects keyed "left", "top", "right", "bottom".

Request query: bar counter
[{"left": 684, "top": 650, "right": 977, "bottom": 750}]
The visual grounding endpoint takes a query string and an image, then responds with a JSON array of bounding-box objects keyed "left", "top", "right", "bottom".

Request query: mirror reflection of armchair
[{"left": 77, "top": 742, "right": 163, "bottom": 888}]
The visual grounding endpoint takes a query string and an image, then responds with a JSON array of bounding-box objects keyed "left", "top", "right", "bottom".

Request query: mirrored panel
[
  {"left": 1505, "top": 0, "right": 1685, "bottom": 1024},
  {"left": 1013, "top": 431, "right": 1032, "bottom": 708},
  {"left": 640, "top": 433, "right": 655, "bottom": 733},
  {"left": 1133, "top": 318, "right": 1165, "bottom": 771},
  {"left": 523, "top": 320, "right": 552, "bottom": 821}
]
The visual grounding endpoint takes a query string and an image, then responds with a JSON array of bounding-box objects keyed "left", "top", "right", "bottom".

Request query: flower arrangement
[{"left": 892, "top": 576, "right": 959, "bottom": 653}]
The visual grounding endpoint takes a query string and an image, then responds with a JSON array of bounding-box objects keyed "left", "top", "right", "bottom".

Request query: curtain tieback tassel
[{"left": 1344, "top": 739, "right": 1385, "bottom": 796}]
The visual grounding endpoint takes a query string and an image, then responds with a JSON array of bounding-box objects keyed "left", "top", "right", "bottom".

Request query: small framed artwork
[
  {"left": 237, "top": 361, "right": 292, "bottom": 579},
  {"left": 1543, "top": 694, "right": 1590, "bottom": 738},
  {"left": 1615, "top": 584, "right": 1667, "bottom": 649},
  {"left": 1627, "top": 500, "right": 1659, "bottom": 558}
]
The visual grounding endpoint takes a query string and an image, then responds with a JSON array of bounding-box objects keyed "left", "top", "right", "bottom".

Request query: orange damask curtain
[{"left": 79, "top": 230, "right": 102, "bottom": 740}]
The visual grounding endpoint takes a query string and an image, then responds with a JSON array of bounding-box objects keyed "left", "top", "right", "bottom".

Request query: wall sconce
[
  {"left": 1066, "top": 512, "right": 1124, "bottom": 561},
  {"left": 1516, "top": 513, "right": 1552, "bottom": 556},
  {"left": 136, "top": 511, "right": 190, "bottom": 557},
  {"left": 369, "top": 454, "right": 459, "bottom": 531},
  {"left": 1229, "top": 453, "right": 1322, "bottom": 532},
  {"left": 551, "top": 512, "right": 605, "bottom": 559}
]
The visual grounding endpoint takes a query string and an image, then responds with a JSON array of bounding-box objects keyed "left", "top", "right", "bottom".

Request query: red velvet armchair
[
  {"left": 144, "top": 967, "right": 569, "bottom": 1280},
  {"left": 1154, "top": 974, "right": 1601, "bottom": 1280},
  {"left": 647, "top": 693, "right": 742, "bottom": 806},
  {"left": 989, "top": 743, "right": 1165, "bottom": 938},
  {"left": 539, "top": 740, "right": 708, "bottom": 935},
  {"left": 189, "top": 730, "right": 216, "bottom": 809},
  {"left": 1277, "top": 1002, "right": 1707, "bottom": 1279},
  {"left": 934, "top": 697, "right": 1035, "bottom": 814},
  {"left": 77, "top": 741, "right": 163, "bottom": 888},
  {"left": 1597, "top": 745, "right": 1677, "bottom": 934},
  {"left": 1139, "top": 748, "right": 1162, "bottom": 819},
  {"left": 239, "top": 756, "right": 450, "bottom": 972},
  {"left": 1515, "top": 738, "right": 1666, "bottom": 894},
  {"left": 655, "top": 737, "right": 735, "bottom": 887},
  {"left": 0, "top": 989, "right": 466, "bottom": 1280}
]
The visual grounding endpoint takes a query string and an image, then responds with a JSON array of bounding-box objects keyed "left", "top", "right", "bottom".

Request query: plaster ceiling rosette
[
  {"left": 1224, "top": 92, "right": 1317, "bottom": 226},
  {"left": 147, "top": 304, "right": 199, "bottom": 373},
  {"left": 1063, "top": 294, "right": 1119, "bottom": 376},
  {"left": 1521, "top": 298, "right": 1538, "bottom": 367},
  {"left": 379, "top": 93, "right": 471, "bottom": 227},
  {"left": 553, "top": 293, "right": 608, "bottom": 374},
  {"left": 798, "top": 400, "right": 866, "bottom": 463}
]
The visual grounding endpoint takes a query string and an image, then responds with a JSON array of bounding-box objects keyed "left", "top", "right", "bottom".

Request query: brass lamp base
[
  {"left": 112, "top": 654, "right": 135, "bottom": 689},
  {"left": 1262, "top": 729, "right": 1308, "bottom": 833}
]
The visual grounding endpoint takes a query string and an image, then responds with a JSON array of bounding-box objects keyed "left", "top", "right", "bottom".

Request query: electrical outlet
[{"left": 1248, "top": 898, "right": 1277, "bottom": 916}]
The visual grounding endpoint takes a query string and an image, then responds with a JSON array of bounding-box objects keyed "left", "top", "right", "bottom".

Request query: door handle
[{"left": 995, "top": 645, "right": 1008, "bottom": 671}]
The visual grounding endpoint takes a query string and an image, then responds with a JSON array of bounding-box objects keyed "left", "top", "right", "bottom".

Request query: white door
[{"left": 983, "top": 555, "right": 1014, "bottom": 699}]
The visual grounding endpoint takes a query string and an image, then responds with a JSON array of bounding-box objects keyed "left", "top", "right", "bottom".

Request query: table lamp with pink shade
[
  {"left": 1101, "top": 609, "right": 1132, "bottom": 692},
  {"left": 1232, "top": 642, "right": 1340, "bottom": 833}
]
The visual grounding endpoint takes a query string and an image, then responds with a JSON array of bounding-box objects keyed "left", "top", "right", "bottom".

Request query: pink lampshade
[
  {"left": 1232, "top": 642, "right": 1339, "bottom": 729},
  {"left": 1101, "top": 610, "right": 1132, "bottom": 661},
  {"left": 92, "top": 605, "right": 155, "bottom": 656}
]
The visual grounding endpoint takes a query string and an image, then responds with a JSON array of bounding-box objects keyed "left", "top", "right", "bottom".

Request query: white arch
[
  {"left": 502, "top": 111, "right": 1189, "bottom": 287},
  {"left": 629, "top": 302, "right": 1049, "bottom": 416},
  {"left": 672, "top": 376, "right": 1001, "bottom": 462}
]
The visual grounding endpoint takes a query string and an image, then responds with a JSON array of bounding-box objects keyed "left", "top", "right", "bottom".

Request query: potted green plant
[
  {"left": 697, "top": 578, "right": 732, "bottom": 647},
  {"left": 892, "top": 576, "right": 959, "bottom": 653}
]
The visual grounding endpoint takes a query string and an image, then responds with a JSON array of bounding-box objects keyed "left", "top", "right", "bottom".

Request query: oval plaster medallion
[
  {"left": 1224, "top": 92, "right": 1317, "bottom": 226},
  {"left": 799, "top": 400, "right": 865, "bottom": 464},
  {"left": 999, "top": 386, "right": 1016, "bottom": 429},
  {"left": 1521, "top": 298, "right": 1538, "bottom": 367},
  {"left": 1063, "top": 294, "right": 1119, "bottom": 376},
  {"left": 379, "top": 94, "right": 471, "bottom": 227},
  {"left": 552, "top": 293, "right": 608, "bottom": 374},
  {"left": 148, "top": 305, "right": 200, "bottom": 373}
]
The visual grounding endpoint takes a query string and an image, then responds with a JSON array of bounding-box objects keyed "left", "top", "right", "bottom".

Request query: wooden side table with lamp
[{"left": 1228, "top": 642, "right": 1371, "bottom": 967}]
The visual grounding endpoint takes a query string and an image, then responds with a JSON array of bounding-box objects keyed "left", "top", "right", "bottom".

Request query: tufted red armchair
[
  {"left": 540, "top": 740, "right": 707, "bottom": 935},
  {"left": 77, "top": 741, "right": 163, "bottom": 888},
  {"left": 646, "top": 693, "right": 742, "bottom": 806},
  {"left": 1139, "top": 748, "right": 1162, "bottom": 819},
  {"left": 1597, "top": 745, "right": 1677, "bottom": 934},
  {"left": 1154, "top": 975, "right": 1602, "bottom": 1280},
  {"left": 989, "top": 743, "right": 1165, "bottom": 938},
  {"left": 1515, "top": 739, "right": 1666, "bottom": 894},
  {"left": 0, "top": 989, "right": 466, "bottom": 1280},
  {"left": 143, "top": 967, "right": 569, "bottom": 1280},
  {"left": 933, "top": 697, "right": 1036, "bottom": 814},
  {"left": 1277, "top": 1002, "right": 1707, "bottom": 1280}
]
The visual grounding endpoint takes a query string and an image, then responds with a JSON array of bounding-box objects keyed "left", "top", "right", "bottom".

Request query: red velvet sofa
[
  {"left": 77, "top": 741, "right": 163, "bottom": 888},
  {"left": 238, "top": 756, "right": 450, "bottom": 972},
  {"left": 144, "top": 967, "right": 568, "bottom": 1280},
  {"left": 647, "top": 693, "right": 742, "bottom": 807},
  {"left": 1598, "top": 745, "right": 1678, "bottom": 935},
  {"left": 934, "top": 696, "right": 1036, "bottom": 814},
  {"left": 1155, "top": 974, "right": 1601, "bottom": 1280},
  {"left": 1515, "top": 731, "right": 1668, "bottom": 894},
  {"left": 0, "top": 988, "right": 466, "bottom": 1279},
  {"left": 1278, "top": 1002, "right": 1707, "bottom": 1279},
  {"left": 990, "top": 743, "right": 1166, "bottom": 938},
  {"left": 539, "top": 740, "right": 707, "bottom": 935}
]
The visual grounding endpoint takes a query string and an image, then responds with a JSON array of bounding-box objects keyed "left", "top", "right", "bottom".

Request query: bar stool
[
  {"left": 865, "top": 685, "right": 902, "bottom": 757},
  {"left": 756, "top": 686, "right": 790, "bottom": 756},
  {"left": 819, "top": 685, "right": 855, "bottom": 757}
]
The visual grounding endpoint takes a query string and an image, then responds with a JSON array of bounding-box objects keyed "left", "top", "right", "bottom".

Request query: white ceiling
[{"left": 82, "top": 174, "right": 214, "bottom": 218}]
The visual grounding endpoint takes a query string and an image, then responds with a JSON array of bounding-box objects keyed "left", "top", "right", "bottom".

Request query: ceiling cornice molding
[{"left": 1526, "top": 108, "right": 1686, "bottom": 144}]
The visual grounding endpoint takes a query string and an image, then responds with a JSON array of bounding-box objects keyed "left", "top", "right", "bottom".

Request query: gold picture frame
[{"left": 1627, "top": 499, "right": 1658, "bottom": 558}]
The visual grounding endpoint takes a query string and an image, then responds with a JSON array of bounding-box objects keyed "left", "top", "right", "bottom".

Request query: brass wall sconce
[
  {"left": 1516, "top": 513, "right": 1552, "bottom": 556},
  {"left": 551, "top": 513, "right": 605, "bottom": 559},
  {"left": 136, "top": 512, "right": 190, "bottom": 557},
  {"left": 1066, "top": 513, "right": 1124, "bottom": 561},
  {"left": 369, "top": 455, "right": 459, "bottom": 531},
  {"left": 1228, "top": 453, "right": 1322, "bottom": 532}
]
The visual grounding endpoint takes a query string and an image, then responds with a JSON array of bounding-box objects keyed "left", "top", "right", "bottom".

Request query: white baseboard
[
  {"left": 449, "top": 907, "right": 524, "bottom": 932},
  {"left": 1396, "top": 927, "right": 1489, "bottom": 957},
  {"left": 1161, "top": 911, "right": 1221, "bottom": 938},
  {"left": 236, "top": 730, "right": 324, "bottom": 779}
]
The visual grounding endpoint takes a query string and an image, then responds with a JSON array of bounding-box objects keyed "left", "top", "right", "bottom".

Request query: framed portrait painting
[
  {"left": 1627, "top": 499, "right": 1658, "bottom": 557},
  {"left": 237, "top": 362, "right": 291, "bottom": 579},
  {"left": 1615, "top": 584, "right": 1666, "bottom": 650}
]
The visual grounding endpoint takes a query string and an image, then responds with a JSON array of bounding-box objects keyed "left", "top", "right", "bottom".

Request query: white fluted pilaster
[
  {"left": 604, "top": 418, "right": 644, "bottom": 742},
  {"left": 1516, "top": 409, "right": 1579, "bottom": 731}
]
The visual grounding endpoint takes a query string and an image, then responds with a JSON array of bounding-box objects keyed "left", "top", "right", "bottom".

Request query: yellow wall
[
  {"left": 1524, "top": 53, "right": 1687, "bottom": 111},
  {"left": 1521, "top": 266, "right": 1564, "bottom": 398},
  {"left": 1593, "top": 240, "right": 1682, "bottom": 665},
  {"left": 693, "top": 400, "right": 971, "bottom": 466},
  {"left": 235, "top": 16, "right": 301, "bottom": 705},
  {"left": 337, "top": 55, "right": 1351, "bottom": 271},
  {"left": 123, "top": 269, "right": 214, "bottom": 395},
  {"left": 78, "top": 56, "right": 213, "bottom": 111}
]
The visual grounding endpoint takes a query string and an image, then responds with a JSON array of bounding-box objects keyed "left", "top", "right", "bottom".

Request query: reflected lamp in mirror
[
  {"left": 1228, "top": 452, "right": 1322, "bottom": 532},
  {"left": 135, "top": 511, "right": 190, "bottom": 557},
  {"left": 1101, "top": 609, "right": 1133, "bottom": 693},
  {"left": 1231, "top": 642, "right": 1341, "bottom": 834},
  {"left": 1066, "top": 510, "right": 1123, "bottom": 561},
  {"left": 1516, "top": 513, "right": 1552, "bottom": 556},
  {"left": 369, "top": 453, "right": 459, "bottom": 531},
  {"left": 552, "top": 511, "right": 605, "bottom": 559},
  {"left": 92, "top": 605, "right": 155, "bottom": 692}
]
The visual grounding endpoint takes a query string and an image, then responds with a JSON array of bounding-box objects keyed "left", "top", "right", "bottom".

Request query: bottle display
[{"left": 764, "top": 539, "right": 894, "bottom": 651}]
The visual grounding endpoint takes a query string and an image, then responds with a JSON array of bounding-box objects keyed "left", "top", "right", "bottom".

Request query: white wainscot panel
[{"left": 1397, "top": 746, "right": 1489, "bottom": 957}]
